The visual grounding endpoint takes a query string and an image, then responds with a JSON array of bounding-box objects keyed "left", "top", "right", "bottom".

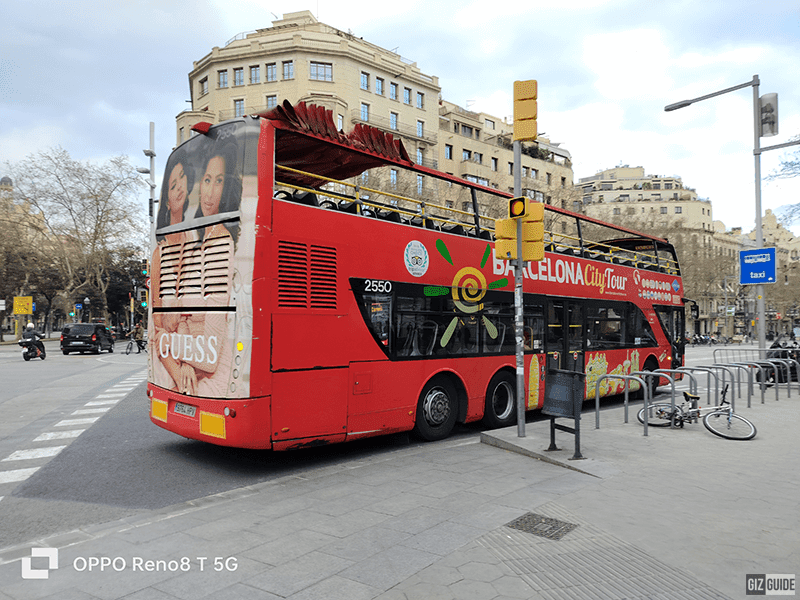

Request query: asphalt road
[{"left": 0, "top": 340, "right": 733, "bottom": 550}]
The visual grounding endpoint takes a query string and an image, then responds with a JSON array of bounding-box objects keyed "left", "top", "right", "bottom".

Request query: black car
[{"left": 61, "top": 323, "right": 115, "bottom": 355}]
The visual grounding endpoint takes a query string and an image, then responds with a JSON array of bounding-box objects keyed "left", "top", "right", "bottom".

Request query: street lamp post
[
  {"left": 136, "top": 122, "right": 157, "bottom": 233},
  {"left": 666, "top": 75, "right": 769, "bottom": 350}
]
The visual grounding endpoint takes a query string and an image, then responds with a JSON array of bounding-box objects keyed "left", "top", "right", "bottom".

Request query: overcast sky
[{"left": 2, "top": 0, "right": 799, "bottom": 233}]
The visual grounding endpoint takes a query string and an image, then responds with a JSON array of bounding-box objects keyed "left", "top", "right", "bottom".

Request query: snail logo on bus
[{"left": 404, "top": 240, "right": 429, "bottom": 277}]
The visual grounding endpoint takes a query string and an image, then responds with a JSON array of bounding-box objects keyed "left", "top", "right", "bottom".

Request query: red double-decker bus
[{"left": 148, "top": 101, "right": 685, "bottom": 450}]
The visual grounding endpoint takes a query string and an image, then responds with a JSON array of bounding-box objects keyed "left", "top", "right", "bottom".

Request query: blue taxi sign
[{"left": 739, "top": 248, "right": 776, "bottom": 285}]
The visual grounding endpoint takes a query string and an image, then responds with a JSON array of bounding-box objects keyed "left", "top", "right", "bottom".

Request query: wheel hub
[{"left": 423, "top": 388, "right": 450, "bottom": 426}]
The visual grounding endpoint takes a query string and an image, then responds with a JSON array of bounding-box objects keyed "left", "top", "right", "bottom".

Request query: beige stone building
[{"left": 175, "top": 10, "right": 574, "bottom": 219}]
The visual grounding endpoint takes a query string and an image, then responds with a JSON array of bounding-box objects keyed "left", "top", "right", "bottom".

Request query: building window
[
  {"left": 445, "top": 144, "right": 453, "bottom": 160},
  {"left": 233, "top": 68, "right": 244, "bottom": 86},
  {"left": 416, "top": 120, "right": 424, "bottom": 137},
  {"left": 522, "top": 167, "right": 528, "bottom": 178},
  {"left": 485, "top": 118, "right": 495, "bottom": 130},
  {"left": 199, "top": 77, "right": 208, "bottom": 96},
  {"left": 675, "top": 206, "right": 682, "bottom": 214},
  {"left": 653, "top": 183, "right": 661, "bottom": 189},
  {"left": 660, "top": 206, "right": 668, "bottom": 214},
  {"left": 234, "top": 99, "right": 245, "bottom": 117},
  {"left": 491, "top": 157, "right": 498, "bottom": 171},
  {"left": 508, "top": 162, "right": 513, "bottom": 175},
  {"left": 360, "top": 103, "right": 369, "bottom": 121},
  {"left": 416, "top": 148, "right": 423, "bottom": 164},
  {"left": 461, "top": 124, "right": 474, "bottom": 138},
  {"left": 282, "top": 61, "right": 294, "bottom": 80},
  {"left": 376, "top": 78, "right": 384, "bottom": 95},
  {"left": 266, "top": 95, "right": 277, "bottom": 109},
  {"left": 361, "top": 72, "right": 369, "bottom": 91},
  {"left": 218, "top": 70, "right": 228, "bottom": 88},
  {"left": 561, "top": 177, "right": 566, "bottom": 188},
  {"left": 390, "top": 112, "right": 398, "bottom": 130},
  {"left": 390, "top": 82, "right": 398, "bottom": 100},
  {"left": 665, "top": 182, "right": 673, "bottom": 189},
  {"left": 404, "top": 87, "right": 411, "bottom": 104},
  {"left": 474, "top": 153, "right": 482, "bottom": 164},
  {"left": 310, "top": 61, "right": 333, "bottom": 81},
  {"left": 337, "top": 114, "right": 343, "bottom": 130},
  {"left": 250, "top": 65, "right": 260, "bottom": 84},
  {"left": 613, "top": 208, "right": 621, "bottom": 215},
  {"left": 266, "top": 63, "right": 277, "bottom": 82},
  {"left": 417, "top": 175, "right": 423, "bottom": 194},
  {"left": 546, "top": 173, "right": 552, "bottom": 185},
  {"left": 390, "top": 169, "right": 397, "bottom": 188},
  {"left": 453, "top": 123, "right": 459, "bottom": 134},
  {"left": 416, "top": 92, "right": 424, "bottom": 109},
  {"left": 463, "top": 149, "right": 472, "bottom": 161}
]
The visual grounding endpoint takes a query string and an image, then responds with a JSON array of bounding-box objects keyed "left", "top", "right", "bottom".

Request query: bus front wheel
[
  {"left": 482, "top": 371, "right": 516, "bottom": 429},
  {"left": 413, "top": 377, "right": 458, "bottom": 442}
]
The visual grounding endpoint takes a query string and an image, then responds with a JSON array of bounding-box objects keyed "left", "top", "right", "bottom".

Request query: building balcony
[{"left": 350, "top": 110, "right": 437, "bottom": 145}]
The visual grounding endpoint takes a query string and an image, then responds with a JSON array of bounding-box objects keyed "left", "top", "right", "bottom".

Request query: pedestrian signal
[{"left": 494, "top": 200, "right": 545, "bottom": 262}]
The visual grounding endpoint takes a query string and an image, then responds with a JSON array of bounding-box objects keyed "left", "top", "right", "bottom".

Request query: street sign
[
  {"left": 75, "top": 303, "right": 83, "bottom": 310},
  {"left": 13, "top": 296, "right": 33, "bottom": 315},
  {"left": 739, "top": 248, "right": 776, "bottom": 285}
]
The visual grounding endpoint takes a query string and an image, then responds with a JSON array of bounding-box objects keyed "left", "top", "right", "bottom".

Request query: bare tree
[{"left": 3, "top": 148, "right": 147, "bottom": 321}]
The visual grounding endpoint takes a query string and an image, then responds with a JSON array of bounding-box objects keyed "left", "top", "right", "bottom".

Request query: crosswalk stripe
[
  {"left": 0, "top": 468, "right": 40, "bottom": 484},
  {"left": 85, "top": 399, "right": 120, "bottom": 406},
  {"left": 72, "top": 408, "right": 111, "bottom": 415},
  {"left": 3, "top": 446, "right": 66, "bottom": 461},
  {"left": 33, "top": 430, "right": 84, "bottom": 441},
  {"left": 54, "top": 417, "right": 100, "bottom": 427}
]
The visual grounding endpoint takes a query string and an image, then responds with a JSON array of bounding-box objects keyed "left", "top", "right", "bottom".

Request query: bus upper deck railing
[{"left": 275, "top": 164, "right": 681, "bottom": 275}]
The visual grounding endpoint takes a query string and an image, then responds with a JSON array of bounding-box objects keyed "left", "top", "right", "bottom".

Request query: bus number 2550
[{"left": 364, "top": 280, "right": 392, "bottom": 293}]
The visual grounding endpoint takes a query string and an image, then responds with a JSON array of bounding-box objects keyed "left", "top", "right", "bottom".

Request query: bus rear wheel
[
  {"left": 482, "top": 371, "right": 516, "bottom": 429},
  {"left": 413, "top": 377, "right": 458, "bottom": 442}
]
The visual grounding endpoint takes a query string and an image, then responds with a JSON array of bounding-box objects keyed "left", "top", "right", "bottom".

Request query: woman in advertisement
[
  {"left": 151, "top": 144, "right": 201, "bottom": 392},
  {"left": 164, "top": 137, "right": 241, "bottom": 397}
]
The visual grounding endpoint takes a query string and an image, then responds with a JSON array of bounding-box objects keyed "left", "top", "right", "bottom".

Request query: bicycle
[
  {"left": 636, "top": 384, "right": 756, "bottom": 440},
  {"left": 125, "top": 337, "right": 147, "bottom": 355}
]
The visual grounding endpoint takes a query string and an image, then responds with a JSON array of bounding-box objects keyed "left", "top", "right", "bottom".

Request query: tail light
[
  {"left": 92, "top": 334, "right": 97, "bottom": 341},
  {"left": 60, "top": 334, "right": 64, "bottom": 342}
]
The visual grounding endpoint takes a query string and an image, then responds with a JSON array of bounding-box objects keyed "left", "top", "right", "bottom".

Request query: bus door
[{"left": 546, "top": 299, "right": 585, "bottom": 373}]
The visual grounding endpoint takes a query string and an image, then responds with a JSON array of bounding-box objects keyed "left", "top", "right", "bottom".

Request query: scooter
[{"left": 19, "top": 338, "right": 46, "bottom": 361}]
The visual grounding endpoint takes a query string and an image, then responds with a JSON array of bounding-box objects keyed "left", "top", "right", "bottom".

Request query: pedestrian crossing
[{"left": 0, "top": 370, "right": 148, "bottom": 504}]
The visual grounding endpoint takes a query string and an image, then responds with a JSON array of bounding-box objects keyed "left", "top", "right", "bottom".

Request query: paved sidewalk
[{"left": 0, "top": 386, "right": 797, "bottom": 599}]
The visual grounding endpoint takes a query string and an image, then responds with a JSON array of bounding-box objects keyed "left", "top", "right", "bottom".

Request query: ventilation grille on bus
[
  {"left": 278, "top": 241, "right": 337, "bottom": 309},
  {"left": 158, "top": 235, "right": 233, "bottom": 299}
]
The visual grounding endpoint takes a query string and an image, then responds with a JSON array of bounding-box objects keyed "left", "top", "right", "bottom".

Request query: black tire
[
  {"left": 413, "top": 377, "right": 458, "bottom": 441},
  {"left": 482, "top": 371, "right": 516, "bottom": 429},
  {"left": 636, "top": 358, "right": 660, "bottom": 400},
  {"left": 62, "top": 350, "right": 69, "bottom": 355},
  {"left": 703, "top": 410, "right": 756, "bottom": 440},
  {"left": 23, "top": 354, "right": 31, "bottom": 362},
  {"left": 40, "top": 353, "right": 46, "bottom": 360},
  {"left": 108, "top": 342, "right": 114, "bottom": 354},
  {"left": 636, "top": 403, "right": 677, "bottom": 427},
  {"left": 125, "top": 341, "right": 133, "bottom": 355}
]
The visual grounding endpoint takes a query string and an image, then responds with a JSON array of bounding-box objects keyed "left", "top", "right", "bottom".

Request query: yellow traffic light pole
[{"left": 511, "top": 80, "right": 539, "bottom": 437}]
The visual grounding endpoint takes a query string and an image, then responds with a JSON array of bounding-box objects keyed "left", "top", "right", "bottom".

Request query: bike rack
[
  {"left": 711, "top": 363, "right": 754, "bottom": 406},
  {"left": 632, "top": 371, "right": 676, "bottom": 431},
  {"left": 720, "top": 361, "right": 770, "bottom": 405},
  {"left": 593, "top": 374, "right": 647, "bottom": 429},
  {"left": 694, "top": 364, "right": 740, "bottom": 411},
  {"left": 675, "top": 367, "right": 719, "bottom": 406}
]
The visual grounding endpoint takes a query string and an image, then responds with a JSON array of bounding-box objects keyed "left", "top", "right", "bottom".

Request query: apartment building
[{"left": 175, "top": 11, "right": 574, "bottom": 218}]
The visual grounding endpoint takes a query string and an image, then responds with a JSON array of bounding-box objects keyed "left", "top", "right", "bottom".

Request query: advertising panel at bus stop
[{"left": 739, "top": 248, "right": 776, "bottom": 285}]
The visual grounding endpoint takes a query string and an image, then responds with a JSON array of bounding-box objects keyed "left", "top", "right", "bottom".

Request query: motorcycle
[{"left": 19, "top": 338, "right": 46, "bottom": 361}]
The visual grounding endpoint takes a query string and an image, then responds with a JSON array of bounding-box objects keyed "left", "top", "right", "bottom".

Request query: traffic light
[
  {"left": 139, "top": 289, "right": 148, "bottom": 308},
  {"left": 141, "top": 259, "right": 148, "bottom": 276},
  {"left": 513, "top": 79, "right": 538, "bottom": 142},
  {"left": 760, "top": 93, "right": 778, "bottom": 137},
  {"left": 494, "top": 198, "right": 545, "bottom": 262}
]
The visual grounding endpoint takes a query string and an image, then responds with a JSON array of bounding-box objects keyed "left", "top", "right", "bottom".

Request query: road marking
[
  {"left": 95, "top": 393, "right": 127, "bottom": 398},
  {"left": 54, "top": 417, "right": 100, "bottom": 427},
  {"left": 3, "top": 447, "right": 66, "bottom": 461},
  {"left": 72, "top": 408, "right": 111, "bottom": 416},
  {"left": 33, "top": 430, "right": 84, "bottom": 441},
  {"left": 0, "top": 468, "right": 40, "bottom": 484},
  {"left": 85, "top": 399, "right": 120, "bottom": 406}
]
